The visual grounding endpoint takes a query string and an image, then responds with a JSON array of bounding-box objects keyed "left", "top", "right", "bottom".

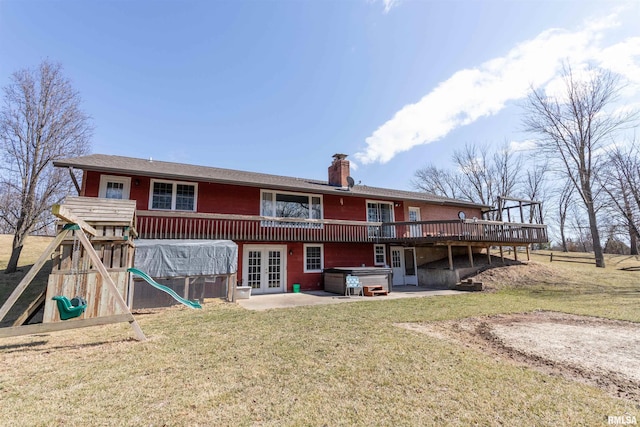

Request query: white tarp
[{"left": 134, "top": 239, "right": 238, "bottom": 278}]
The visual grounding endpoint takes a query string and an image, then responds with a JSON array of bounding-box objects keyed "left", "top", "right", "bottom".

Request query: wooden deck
[{"left": 136, "top": 211, "right": 547, "bottom": 245}]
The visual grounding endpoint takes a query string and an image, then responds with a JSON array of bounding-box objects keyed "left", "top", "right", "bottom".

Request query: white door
[
  {"left": 403, "top": 248, "right": 418, "bottom": 285},
  {"left": 391, "top": 247, "right": 404, "bottom": 286},
  {"left": 391, "top": 246, "right": 418, "bottom": 286},
  {"left": 367, "top": 201, "right": 395, "bottom": 238},
  {"left": 243, "top": 245, "right": 287, "bottom": 294},
  {"left": 409, "top": 207, "right": 421, "bottom": 237}
]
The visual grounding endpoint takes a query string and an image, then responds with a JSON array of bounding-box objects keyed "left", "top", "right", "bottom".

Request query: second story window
[
  {"left": 261, "top": 190, "right": 322, "bottom": 227},
  {"left": 98, "top": 175, "right": 131, "bottom": 200},
  {"left": 261, "top": 190, "right": 322, "bottom": 220},
  {"left": 367, "top": 201, "right": 395, "bottom": 238},
  {"left": 150, "top": 179, "right": 197, "bottom": 211}
]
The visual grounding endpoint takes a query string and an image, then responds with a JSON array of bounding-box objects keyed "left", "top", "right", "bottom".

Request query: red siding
[
  {"left": 84, "top": 171, "right": 482, "bottom": 293},
  {"left": 237, "top": 241, "right": 381, "bottom": 292},
  {"left": 198, "top": 183, "right": 259, "bottom": 215},
  {"left": 82, "top": 171, "right": 99, "bottom": 196},
  {"left": 323, "top": 194, "right": 367, "bottom": 221},
  {"left": 83, "top": 171, "right": 151, "bottom": 210},
  {"left": 85, "top": 171, "right": 476, "bottom": 221},
  {"left": 404, "top": 202, "right": 482, "bottom": 221}
]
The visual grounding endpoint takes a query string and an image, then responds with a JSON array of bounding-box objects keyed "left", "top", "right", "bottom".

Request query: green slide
[{"left": 127, "top": 268, "right": 202, "bottom": 309}]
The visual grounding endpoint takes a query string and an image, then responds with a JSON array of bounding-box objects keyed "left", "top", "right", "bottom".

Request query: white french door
[
  {"left": 391, "top": 246, "right": 418, "bottom": 286},
  {"left": 243, "top": 245, "right": 287, "bottom": 294}
]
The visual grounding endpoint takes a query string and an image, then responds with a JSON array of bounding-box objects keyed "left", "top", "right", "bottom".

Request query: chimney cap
[{"left": 332, "top": 153, "right": 348, "bottom": 161}]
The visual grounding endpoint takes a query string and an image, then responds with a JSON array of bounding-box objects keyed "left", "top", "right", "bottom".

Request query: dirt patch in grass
[{"left": 397, "top": 311, "right": 640, "bottom": 401}]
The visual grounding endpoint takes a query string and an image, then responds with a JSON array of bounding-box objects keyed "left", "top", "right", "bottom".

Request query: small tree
[
  {"left": 523, "top": 65, "right": 637, "bottom": 267},
  {"left": 521, "top": 162, "right": 549, "bottom": 224},
  {"left": 411, "top": 165, "right": 464, "bottom": 200},
  {"left": 413, "top": 142, "right": 521, "bottom": 219},
  {"left": 556, "top": 179, "right": 574, "bottom": 252},
  {"left": 0, "top": 61, "right": 92, "bottom": 273}
]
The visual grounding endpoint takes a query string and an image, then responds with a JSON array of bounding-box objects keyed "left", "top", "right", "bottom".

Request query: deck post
[
  {"left": 447, "top": 244, "right": 453, "bottom": 271},
  {"left": 467, "top": 244, "right": 474, "bottom": 268},
  {"left": 513, "top": 246, "right": 518, "bottom": 261},
  {"left": 499, "top": 246, "right": 504, "bottom": 263},
  {"left": 519, "top": 201, "right": 524, "bottom": 223},
  {"left": 486, "top": 246, "right": 491, "bottom": 265},
  {"left": 526, "top": 245, "right": 530, "bottom": 261}
]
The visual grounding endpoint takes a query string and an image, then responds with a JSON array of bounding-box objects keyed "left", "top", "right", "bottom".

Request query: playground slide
[{"left": 127, "top": 268, "right": 202, "bottom": 309}]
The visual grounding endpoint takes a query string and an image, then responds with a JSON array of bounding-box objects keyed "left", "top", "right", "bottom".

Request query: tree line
[{"left": 413, "top": 66, "right": 639, "bottom": 267}]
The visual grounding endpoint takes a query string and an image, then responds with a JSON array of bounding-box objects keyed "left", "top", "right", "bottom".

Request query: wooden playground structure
[{"left": 0, "top": 197, "right": 146, "bottom": 341}]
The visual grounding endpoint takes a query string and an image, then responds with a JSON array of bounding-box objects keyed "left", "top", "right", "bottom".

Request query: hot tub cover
[{"left": 134, "top": 239, "right": 238, "bottom": 278}]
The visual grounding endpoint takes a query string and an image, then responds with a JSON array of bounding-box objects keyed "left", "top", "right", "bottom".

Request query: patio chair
[{"left": 345, "top": 275, "right": 363, "bottom": 297}]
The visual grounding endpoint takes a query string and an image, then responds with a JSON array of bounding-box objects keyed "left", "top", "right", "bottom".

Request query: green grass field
[{"left": 0, "top": 236, "right": 639, "bottom": 426}]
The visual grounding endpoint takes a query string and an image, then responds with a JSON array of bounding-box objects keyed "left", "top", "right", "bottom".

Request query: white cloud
[
  {"left": 382, "top": 0, "right": 400, "bottom": 13},
  {"left": 595, "top": 37, "right": 640, "bottom": 96},
  {"left": 356, "top": 10, "right": 639, "bottom": 165},
  {"left": 509, "top": 139, "right": 537, "bottom": 153}
]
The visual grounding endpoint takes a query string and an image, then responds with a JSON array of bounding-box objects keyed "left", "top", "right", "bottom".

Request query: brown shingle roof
[{"left": 54, "top": 154, "right": 488, "bottom": 209}]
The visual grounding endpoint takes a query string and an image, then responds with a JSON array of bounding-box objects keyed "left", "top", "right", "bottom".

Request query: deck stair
[
  {"left": 363, "top": 285, "right": 388, "bottom": 297},
  {"left": 454, "top": 279, "right": 483, "bottom": 292}
]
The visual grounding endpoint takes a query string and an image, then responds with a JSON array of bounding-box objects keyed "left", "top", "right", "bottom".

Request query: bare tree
[
  {"left": 413, "top": 142, "right": 521, "bottom": 220},
  {"left": 452, "top": 144, "right": 493, "bottom": 206},
  {"left": 599, "top": 142, "right": 640, "bottom": 255},
  {"left": 556, "top": 179, "right": 574, "bottom": 252},
  {"left": 411, "top": 165, "right": 464, "bottom": 200},
  {"left": 523, "top": 65, "right": 637, "bottom": 267},
  {"left": 0, "top": 61, "right": 92, "bottom": 273},
  {"left": 521, "top": 161, "right": 548, "bottom": 224},
  {"left": 493, "top": 142, "right": 522, "bottom": 205}
]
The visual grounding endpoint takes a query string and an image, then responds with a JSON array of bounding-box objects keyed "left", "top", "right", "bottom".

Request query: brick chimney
[{"left": 328, "top": 153, "right": 350, "bottom": 188}]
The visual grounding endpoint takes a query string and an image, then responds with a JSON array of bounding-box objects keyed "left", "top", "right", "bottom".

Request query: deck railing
[
  {"left": 380, "top": 219, "right": 548, "bottom": 244},
  {"left": 135, "top": 211, "right": 547, "bottom": 244}
]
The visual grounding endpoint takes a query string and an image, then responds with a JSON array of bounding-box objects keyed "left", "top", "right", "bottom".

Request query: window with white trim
[
  {"left": 98, "top": 175, "right": 131, "bottom": 199},
  {"left": 261, "top": 190, "right": 323, "bottom": 227},
  {"left": 374, "top": 244, "right": 386, "bottom": 266},
  {"left": 367, "top": 200, "right": 395, "bottom": 238},
  {"left": 149, "top": 179, "right": 197, "bottom": 211},
  {"left": 304, "top": 244, "right": 324, "bottom": 273}
]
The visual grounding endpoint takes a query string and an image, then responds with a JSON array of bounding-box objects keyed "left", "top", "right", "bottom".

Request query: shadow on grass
[
  {"left": 0, "top": 260, "right": 53, "bottom": 327},
  {"left": 0, "top": 340, "right": 49, "bottom": 352},
  {"left": 0, "top": 336, "right": 139, "bottom": 354}
]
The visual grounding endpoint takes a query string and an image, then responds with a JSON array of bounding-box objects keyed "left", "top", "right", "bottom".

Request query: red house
[{"left": 54, "top": 153, "right": 547, "bottom": 294}]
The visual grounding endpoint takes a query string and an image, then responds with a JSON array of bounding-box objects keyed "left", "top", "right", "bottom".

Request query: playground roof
[{"left": 61, "top": 196, "right": 136, "bottom": 224}]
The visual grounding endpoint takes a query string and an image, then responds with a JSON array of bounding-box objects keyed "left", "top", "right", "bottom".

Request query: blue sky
[{"left": 1, "top": 0, "right": 638, "bottom": 191}]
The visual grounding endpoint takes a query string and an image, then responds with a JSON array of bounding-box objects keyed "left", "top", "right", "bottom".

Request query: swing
[
  {"left": 53, "top": 226, "right": 88, "bottom": 321},
  {"left": 52, "top": 296, "right": 87, "bottom": 320}
]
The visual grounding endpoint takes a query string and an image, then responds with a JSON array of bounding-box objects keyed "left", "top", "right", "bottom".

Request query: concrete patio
[{"left": 236, "top": 286, "right": 463, "bottom": 311}]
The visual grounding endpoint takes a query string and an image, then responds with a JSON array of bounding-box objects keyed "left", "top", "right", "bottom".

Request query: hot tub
[{"left": 323, "top": 267, "right": 393, "bottom": 295}]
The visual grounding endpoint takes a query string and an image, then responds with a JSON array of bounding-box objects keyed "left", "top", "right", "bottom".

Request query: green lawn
[{"left": 0, "top": 240, "right": 639, "bottom": 426}]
